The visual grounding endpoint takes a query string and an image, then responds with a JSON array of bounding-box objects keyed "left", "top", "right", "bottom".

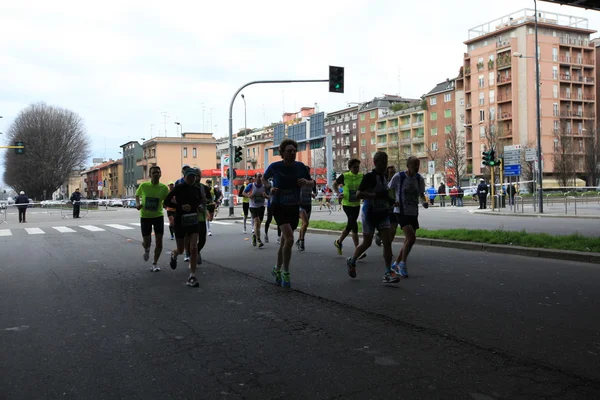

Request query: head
[
  {"left": 254, "top": 172, "right": 263, "bottom": 184},
  {"left": 183, "top": 167, "right": 196, "bottom": 185},
  {"left": 373, "top": 151, "right": 388, "bottom": 175},
  {"left": 406, "top": 156, "right": 420, "bottom": 177},
  {"left": 206, "top": 179, "right": 212, "bottom": 187},
  {"left": 386, "top": 165, "right": 397, "bottom": 180},
  {"left": 194, "top": 168, "right": 202, "bottom": 183},
  {"left": 278, "top": 138, "right": 298, "bottom": 163},
  {"left": 20, "top": 191, "right": 25, "bottom": 195},
  {"left": 214, "top": 185, "right": 219, "bottom": 190},
  {"left": 168, "top": 182, "right": 174, "bottom": 190},
  {"left": 149, "top": 166, "right": 161, "bottom": 181},
  {"left": 248, "top": 177, "right": 254, "bottom": 185},
  {"left": 348, "top": 158, "right": 361, "bottom": 175},
  {"left": 181, "top": 164, "right": 190, "bottom": 176},
  {"left": 480, "top": 178, "right": 485, "bottom": 183}
]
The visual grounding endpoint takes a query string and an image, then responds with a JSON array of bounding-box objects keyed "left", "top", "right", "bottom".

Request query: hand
[
  {"left": 271, "top": 187, "right": 279, "bottom": 194},
  {"left": 136, "top": 204, "right": 142, "bottom": 210},
  {"left": 182, "top": 204, "right": 191, "bottom": 212},
  {"left": 297, "top": 178, "right": 308, "bottom": 187},
  {"left": 422, "top": 202, "right": 429, "bottom": 209}
]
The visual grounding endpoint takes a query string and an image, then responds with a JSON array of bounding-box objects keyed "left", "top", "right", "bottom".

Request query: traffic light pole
[{"left": 227, "top": 79, "right": 329, "bottom": 217}]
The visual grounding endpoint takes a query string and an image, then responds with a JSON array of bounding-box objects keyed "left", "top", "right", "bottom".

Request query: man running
[
  {"left": 333, "top": 158, "right": 364, "bottom": 257},
  {"left": 193, "top": 169, "right": 211, "bottom": 265},
  {"left": 239, "top": 178, "right": 252, "bottom": 234},
  {"left": 263, "top": 185, "right": 281, "bottom": 244},
  {"left": 263, "top": 139, "right": 312, "bottom": 288},
  {"left": 164, "top": 167, "right": 206, "bottom": 287},
  {"left": 205, "top": 179, "right": 216, "bottom": 236},
  {"left": 175, "top": 165, "right": 190, "bottom": 186},
  {"left": 346, "top": 151, "right": 397, "bottom": 283},
  {"left": 135, "top": 166, "right": 170, "bottom": 272},
  {"left": 388, "top": 156, "right": 429, "bottom": 278},
  {"left": 166, "top": 181, "right": 176, "bottom": 240},
  {"left": 244, "top": 172, "right": 268, "bottom": 248},
  {"left": 297, "top": 166, "right": 316, "bottom": 251}
]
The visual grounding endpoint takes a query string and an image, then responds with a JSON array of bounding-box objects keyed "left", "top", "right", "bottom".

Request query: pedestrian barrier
[
  {"left": 60, "top": 201, "right": 92, "bottom": 219},
  {"left": 0, "top": 206, "right": 6, "bottom": 224},
  {"left": 565, "top": 196, "right": 577, "bottom": 216},
  {"left": 513, "top": 196, "right": 524, "bottom": 213}
]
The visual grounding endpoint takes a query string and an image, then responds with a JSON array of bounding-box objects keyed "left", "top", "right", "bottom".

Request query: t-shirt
[
  {"left": 358, "top": 169, "right": 391, "bottom": 219},
  {"left": 239, "top": 185, "right": 250, "bottom": 203},
  {"left": 388, "top": 171, "right": 425, "bottom": 216},
  {"left": 263, "top": 161, "right": 311, "bottom": 206},
  {"left": 164, "top": 182, "right": 205, "bottom": 227},
  {"left": 135, "top": 181, "right": 169, "bottom": 219},
  {"left": 244, "top": 183, "right": 266, "bottom": 208}
]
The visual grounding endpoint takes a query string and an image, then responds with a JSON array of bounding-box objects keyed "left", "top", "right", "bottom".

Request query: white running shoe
[
  {"left": 151, "top": 264, "right": 160, "bottom": 272},
  {"left": 208, "top": 231, "right": 212, "bottom": 236},
  {"left": 184, "top": 253, "right": 190, "bottom": 262}
]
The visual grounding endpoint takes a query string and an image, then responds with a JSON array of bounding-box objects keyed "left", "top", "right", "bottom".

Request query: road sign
[
  {"left": 503, "top": 149, "right": 520, "bottom": 165},
  {"left": 92, "top": 158, "right": 104, "bottom": 164},
  {"left": 504, "top": 164, "right": 521, "bottom": 176},
  {"left": 97, "top": 186, "right": 102, "bottom": 192},
  {"left": 428, "top": 161, "right": 435, "bottom": 175},
  {"left": 525, "top": 148, "right": 537, "bottom": 162},
  {"left": 98, "top": 181, "right": 102, "bottom": 186},
  {"left": 504, "top": 144, "right": 522, "bottom": 151},
  {"left": 222, "top": 178, "right": 230, "bottom": 187}
]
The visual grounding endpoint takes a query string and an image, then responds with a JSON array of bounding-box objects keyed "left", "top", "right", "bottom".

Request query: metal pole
[
  {"left": 534, "top": 0, "right": 544, "bottom": 213},
  {"left": 242, "top": 94, "right": 247, "bottom": 179},
  {"left": 227, "top": 79, "right": 329, "bottom": 217}
]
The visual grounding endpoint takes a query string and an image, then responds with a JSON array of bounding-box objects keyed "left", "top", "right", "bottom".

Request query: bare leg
[
  {"left": 396, "top": 225, "right": 416, "bottom": 264},
  {"left": 277, "top": 224, "right": 294, "bottom": 272},
  {"left": 188, "top": 233, "right": 199, "bottom": 274},
  {"left": 153, "top": 234, "right": 163, "bottom": 264}
]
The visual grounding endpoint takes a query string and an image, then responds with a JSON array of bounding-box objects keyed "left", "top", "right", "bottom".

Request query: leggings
[{"left": 343, "top": 205, "right": 360, "bottom": 234}]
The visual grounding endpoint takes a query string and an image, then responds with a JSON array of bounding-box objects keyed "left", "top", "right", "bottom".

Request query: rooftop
[{"left": 426, "top": 79, "right": 456, "bottom": 96}]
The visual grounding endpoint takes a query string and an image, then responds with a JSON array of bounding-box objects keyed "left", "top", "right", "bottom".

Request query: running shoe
[
  {"left": 170, "top": 234, "right": 174, "bottom": 240},
  {"left": 252, "top": 234, "right": 257, "bottom": 247},
  {"left": 264, "top": 233, "right": 269, "bottom": 243},
  {"left": 143, "top": 249, "right": 150, "bottom": 262},
  {"left": 334, "top": 239, "right": 342, "bottom": 255},
  {"left": 243, "top": 227, "right": 247, "bottom": 234},
  {"left": 383, "top": 271, "right": 400, "bottom": 283},
  {"left": 186, "top": 276, "right": 199, "bottom": 287},
  {"left": 375, "top": 233, "right": 382, "bottom": 247},
  {"left": 258, "top": 239, "right": 264, "bottom": 249},
  {"left": 296, "top": 239, "right": 301, "bottom": 251},
  {"left": 358, "top": 252, "right": 367, "bottom": 260},
  {"left": 391, "top": 262, "right": 401, "bottom": 276},
  {"left": 170, "top": 251, "right": 177, "bottom": 270},
  {"left": 208, "top": 231, "right": 212, "bottom": 236},
  {"left": 151, "top": 264, "right": 160, "bottom": 272},
  {"left": 398, "top": 261, "right": 409, "bottom": 278},
  {"left": 281, "top": 272, "right": 291, "bottom": 288},
  {"left": 298, "top": 240, "right": 305, "bottom": 251},
  {"left": 184, "top": 252, "right": 190, "bottom": 262},
  {"left": 271, "top": 266, "right": 282, "bottom": 285},
  {"left": 346, "top": 257, "right": 357, "bottom": 278}
]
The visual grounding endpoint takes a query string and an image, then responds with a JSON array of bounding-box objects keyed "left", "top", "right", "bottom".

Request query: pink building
[{"left": 463, "top": 9, "right": 596, "bottom": 183}]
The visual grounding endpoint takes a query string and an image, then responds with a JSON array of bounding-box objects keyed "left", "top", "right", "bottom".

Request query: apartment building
[
  {"left": 120, "top": 141, "right": 143, "bottom": 197},
  {"left": 324, "top": 106, "right": 358, "bottom": 172},
  {"left": 463, "top": 8, "right": 596, "bottom": 181},
  {"left": 243, "top": 127, "right": 274, "bottom": 171},
  {"left": 81, "top": 159, "right": 123, "bottom": 199}
]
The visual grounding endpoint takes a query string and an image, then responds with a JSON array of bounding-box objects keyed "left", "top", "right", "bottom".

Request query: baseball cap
[
  {"left": 20, "top": 191, "right": 25, "bottom": 195},
  {"left": 480, "top": 178, "right": 485, "bottom": 181},
  {"left": 181, "top": 164, "right": 190, "bottom": 171},
  {"left": 184, "top": 168, "right": 197, "bottom": 177}
]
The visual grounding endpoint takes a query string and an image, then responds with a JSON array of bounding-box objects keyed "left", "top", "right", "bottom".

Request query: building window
[
  {"left": 431, "top": 142, "right": 438, "bottom": 151},
  {"left": 370, "top": 111, "right": 376, "bottom": 119},
  {"left": 431, "top": 127, "right": 438, "bottom": 136},
  {"left": 554, "top": 120, "right": 559, "bottom": 133},
  {"left": 361, "top": 139, "right": 366, "bottom": 146},
  {"left": 353, "top": 148, "right": 357, "bottom": 154},
  {"left": 183, "top": 147, "right": 188, "bottom": 158},
  {"left": 553, "top": 85, "right": 558, "bottom": 99},
  {"left": 360, "top": 126, "right": 366, "bottom": 134},
  {"left": 479, "top": 110, "right": 485, "bottom": 122},
  {"left": 445, "top": 125, "right": 452, "bottom": 134},
  {"left": 352, "top": 123, "right": 356, "bottom": 129},
  {"left": 478, "top": 75, "right": 484, "bottom": 88},
  {"left": 361, "top": 152, "right": 366, "bottom": 159},
  {"left": 192, "top": 148, "right": 197, "bottom": 158},
  {"left": 479, "top": 126, "right": 486, "bottom": 138},
  {"left": 479, "top": 92, "right": 485, "bottom": 105},
  {"left": 370, "top": 137, "right": 376, "bottom": 145},
  {"left": 360, "top": 114, "right": 365, "bottom": 121},
  {"left": 553, "top": 66, "right": 558, "bottom": 80},
  {"left": 490, "top": 107, "right": 496, "bottom": 120},
  {"left": 444, "top": 109, "right": 452, "bottom": 118},
  {"left": 460, "top": 98, "right": 464, "bottom": 106},
  {"left": 552, "top": 48, "right": 558, "bottom": 62},
  {"left": 489, "top": 90, "right": 495, "bottom": 104},
  {"left": 444, "top": 93, "right": 451, "bottom": 102},
  {"left": 352, "top": 135, "right": 357, "bottom": 142},
  {"left": 430, "top": 96, "right": 437, "bottom": 105},
  {"left": 489, "top": 72, "right": 494, "bottom": 86},
  {"left": 370, "top": 124, "right": 376, "bottom": 132},
  {"left": 430, "top": 112, "right": 438, "bottom": 121}
]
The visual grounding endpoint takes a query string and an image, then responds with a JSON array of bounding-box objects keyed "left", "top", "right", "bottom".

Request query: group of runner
[{"left": 133, "top": 140, "right": 429, "bottom": 289}]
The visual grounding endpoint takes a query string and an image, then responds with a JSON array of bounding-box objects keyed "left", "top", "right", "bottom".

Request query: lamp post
[
  {"left": 175, "top": 122, "right": 183, "bottom": 167},
  {"left": 241, "top": 94, "right": 247, "bottom": 178}
]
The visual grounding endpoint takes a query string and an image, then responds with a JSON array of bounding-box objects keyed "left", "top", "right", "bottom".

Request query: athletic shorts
[
  {"left": 250, "top": 206, "right": 265, "bottom": 220},
  {"left": 395, "top": 214, "right": 419, "bottom": 231},
  {"left": 140, "top": 216, "right": 165, "bottom": 237},
  {"left": 361, "top": 211, "right": 391, "bottom": 235},
  {"left": 272, "top": 204, "right": 300, "bottom": 231},
  {"left": 343, "top": 205, "right": 360, "bottom": 233},
  {"left": 299, "top": 204, "right": 312, "bottom": 219},
  {"left": 174, "top": 223, "right": 200, "bottom": 239}
]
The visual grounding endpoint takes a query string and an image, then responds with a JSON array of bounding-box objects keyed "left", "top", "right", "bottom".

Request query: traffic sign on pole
[{"left": 504, "top": 164, "right": 521, "bottom": 176}]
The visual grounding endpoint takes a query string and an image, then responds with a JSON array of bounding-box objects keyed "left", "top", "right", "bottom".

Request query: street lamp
[
  {"left": 241, "top": 94, "right": 247, "bottom": 178},
  {"left": 175, "top": 122, "right": 183, "bottom": 167}
]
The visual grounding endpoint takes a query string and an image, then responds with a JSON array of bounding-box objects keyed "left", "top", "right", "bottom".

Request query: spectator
[
  {"left": 449, "top": 186, "right": 458, "bottom": 206},
  {"left": 427, "top": 185, "right": 437, "bottom": 206},
  {"left": 506, "top": 183, "right": 517, "bottom": 206},
  {"left": 437, "top": 182, "right": 446, "bottom": 207},
  {"left": 15, "top": 191, "right": 29, "bottom": 223},
  {"left": 457, "top": 186, "right": 464, "bottom": 207},
  {"left": 70, "top": 188, "right": 82, "bottom": 218}
]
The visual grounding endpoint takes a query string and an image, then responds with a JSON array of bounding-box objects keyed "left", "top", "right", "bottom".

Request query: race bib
[
  {"left": 349, "top": 190, "right": 358, "bottom": 202},
  {"left": 279, "top": 189, "right": 297, "bottom": 206},
  {"left": 181, "top": 213, "right": 198, "bottom": 227},
  {"left": 254, "top": 193, "right": 265, "bottom": 204},
  {"left": 145, "top": 197, "right": 159, "bottom": 211},
  {"left": 373, "top": 197, "right": 390, "bottom": 212}
]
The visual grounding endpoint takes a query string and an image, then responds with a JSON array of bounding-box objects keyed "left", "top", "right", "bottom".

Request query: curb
[
  {"left": 235, "top": 221, "right": 600, "bottom": 265},
  {"left": 471, "top": 210, "right": 600, "bottom": 219}
]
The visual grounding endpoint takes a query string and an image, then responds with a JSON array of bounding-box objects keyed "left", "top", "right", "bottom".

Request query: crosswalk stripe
[
  {"left": 80, "top": 225, "right": 105, "bottom": 232},
  {"left": 105, "top": 224, "right": 134, "bottom": 230},
  {"left": 210, "top": 221, "right": 232, "bottom": 225},
  {"left": 25, "top": 228, "right": 45, "bottom": 235},
  {"left": 53, "top": 226, "right": 76, "bottom": 233},
  {"left": 130, "top": 222, "right": 141, "bottom": 226},
  {"left": 0, "top": 229, "right": 12, "bottom": 236}
]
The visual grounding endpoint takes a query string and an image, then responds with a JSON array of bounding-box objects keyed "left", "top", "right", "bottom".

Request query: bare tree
[
  {"left": 441, "top": 125, "right": 467, "bottom": 187},
  {"left": 3, "top": 103, "right": 90, "bottom": 199},
  {"left": 360, "top": 150, "right": 374, "bottom": 174},
  {"left": 552, "top": 123, "right": 575, "bottom": 190},
  {"left": 388, "top": 145, "right": 409, "bottom": 171},
  {"left": 583, "top": 124, "right": 600, "bottom": 187}
]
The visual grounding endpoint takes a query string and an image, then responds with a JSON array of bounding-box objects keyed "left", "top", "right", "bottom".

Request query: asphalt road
[{"left": 2, "top": 211, "right": 600, "bottom": 399}]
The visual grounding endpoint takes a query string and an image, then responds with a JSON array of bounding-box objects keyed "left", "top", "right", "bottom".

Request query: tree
[
  {"left": 3, "top": 103, "right": 90, "bottom": 199},
  {"left": 388, "top": 145, "right": 409, "bottom": 172},
  {"left": 443, "top": 125, "right": 467, "bottom": 187},
  {"left": 389, "top": 103, "right": 409, "bottom": 113},
  {"left": 583, "top": 124, "right": 600, "bottom": 187},
  {"left": 552, "top": 123, "right": 575, "bottom": 190}
]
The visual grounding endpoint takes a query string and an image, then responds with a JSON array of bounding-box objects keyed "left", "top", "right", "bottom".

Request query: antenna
[
  {"left": 161, "top": 111, "right": 169, "bottom": 136},
  {"left": 397, "top": 67, "right": 402, "bottom": 97}
]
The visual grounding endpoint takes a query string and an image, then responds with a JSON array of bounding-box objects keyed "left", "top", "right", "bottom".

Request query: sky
[{"left": 1, "top": 0, "right": 599, "bottom": 184}]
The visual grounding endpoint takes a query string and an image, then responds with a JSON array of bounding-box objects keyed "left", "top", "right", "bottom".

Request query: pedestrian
[
  {"left": 166, "top": 182, "right": 176, "bottom": 240},
  {"left": 389, "top": 156, "right": 429, "bottom": 278},
  {"left": 346, "top": 151, "right": 397, "bottom": 283},
  {"left": 427, "top": 185, "right": 437, "bottom": 205},
  {"left": 70, "top": 188, "right": 82, "bottom": 218},
  {"left": 437, "top": 182, "right": 446, "bottom": 207},
  {"left": 15, "top": 191, "right": 29, "bottom": 223},
  {"left": 507, "top": 183, "right": 516, "bottom": 206},
  {"left": 164, "top": 167, "right": 206, "bottom": 287},
  {"left": 450, "top": 186, "right": 458, "bottom": 206},
  {"left": 457, "top": 185, "right": 464, "bottom": 207},
  {"left": 135, "top": 166, "right": 170, "bottom": 272},
  {"left": 333, "top": 158, "right": 364, "bottom": 256},
  {"left": 263, "top": 138, "right": 313, "bottom": 288},
  {"left": 244, "top": 172, "right": 268, "bottom": 248},
  {"left": 477, "top": 179, "right": 489, "bottom": 209},
  {"left": 297, "top": 166, "right": 316, "bottom": 251}
]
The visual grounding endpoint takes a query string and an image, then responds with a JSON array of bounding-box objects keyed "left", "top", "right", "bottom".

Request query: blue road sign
[
  {"left": 504, "top": 164, "right": 521, "bottom": 176},
  {"left": 222, "top": 178, "right": 230, "bottom": 187}
]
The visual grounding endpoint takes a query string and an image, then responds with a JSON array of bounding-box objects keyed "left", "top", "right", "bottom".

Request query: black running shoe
[
  {"left": 186, "top": 276, "right": 199, "bottom": 287},
  {"left": 170, "top": 251, "right": 178, "bottom": 270}
]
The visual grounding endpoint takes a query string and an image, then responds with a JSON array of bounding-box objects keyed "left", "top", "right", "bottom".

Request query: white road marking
[
  {"left": 80, "top": 225, "right": 105, "bottom": 232},
  {"left": 105, "top": 224, "right": 134, "bottom": 230},
  {"left": 25, "top": 228, "right": 45, "bottom": 235},
  {"left": 130, "top": 222, "right": 141, "bottom": 226},
  {"left": 210, "top": 221, "right": 233, "bottom": 225},
  {"left": 53, "top": 226, "right": 76, "bottom": 233},
  {"left": 0, "top": 229, "right": 12, "bottom": 236}
]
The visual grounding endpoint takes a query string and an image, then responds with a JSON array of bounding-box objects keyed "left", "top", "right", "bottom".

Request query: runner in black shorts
[
  {"left": 244, "top": 172, "right": 268, "bottom": 248},
  {"left": 297, "top": 166, "right": 316, "bottom": 251},
  {"left": 333, "top": 158, "right": 364, "bottom": 258}
]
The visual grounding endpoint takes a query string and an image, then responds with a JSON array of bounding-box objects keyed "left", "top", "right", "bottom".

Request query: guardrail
[
  {"left": 565, "top": 196, "right": 577, "bottom": 215},
  {"left": 513, "top": 195, "right": 524, "bottom": 213}
]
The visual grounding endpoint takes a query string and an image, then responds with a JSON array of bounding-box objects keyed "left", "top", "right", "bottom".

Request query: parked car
[{"left": 109, "top": 199, "right": 123, "bottom": 207}]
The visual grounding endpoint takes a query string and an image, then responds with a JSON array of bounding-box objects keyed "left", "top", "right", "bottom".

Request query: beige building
[
  {"left": 137, "top": 133, "right": 218, "bottom": 184},
  {"left": 463, "top": 8, "right": 596, "bottom": 180}
]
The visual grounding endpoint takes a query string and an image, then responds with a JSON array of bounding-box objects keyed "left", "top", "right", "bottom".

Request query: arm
[
  {"left": 164, "top": 187, "right": 177, "bottom": 209},
  {"left": 135, "top": 185, "right": 142, "bottom": 210},
  {"left": 356, "top": 174, "right": 376, "bottom": 200}
]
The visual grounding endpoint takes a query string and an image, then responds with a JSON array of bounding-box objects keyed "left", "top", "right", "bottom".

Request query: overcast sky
[{"left": 1, "top": 0, "right": 599, "bottom": 182}]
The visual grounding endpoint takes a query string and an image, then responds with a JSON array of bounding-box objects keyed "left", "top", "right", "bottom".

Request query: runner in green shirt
[{"left": 135, "top": 166, "right": 170, "bottom": 272}]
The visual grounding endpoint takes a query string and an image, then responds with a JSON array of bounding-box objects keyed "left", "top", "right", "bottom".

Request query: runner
[
  {"left": 239, "top": 178, "right": 253, "bottom": 234},
  {"left": 175, "top": 165, "right": 190, "bottom": 186},
  {"left": 212, "top": 184, "right": 222, "bottom": 219},
  {"left": 194, "top": 169, "right": 211, "bottom": 265},
  {"left": 166, "top": 181, "right": 176, "bottom": 240},
  {"left": 345, "top": 151, "right": 398, "bottom": 283},
  {"left": 205, "top": 179, "right": 216, "bottom": 236},
  {"left": 388, "top": 156, "right": 429, "bottom": 278},
  {"left": 263, "top": 138, "right": 312, "bottom": 288},
  {"left": 135, "top": 166, "right": 170, "bottom": 272},
  {"left": 375, "top": 165, "right": 397, "bottom": 247},
  {"left": 297, "top": 166, "right": 316, "bottom": 251},
  {"left": 333, "top": 158, "right": 365, "bottom": 258},
  {"left": 244, "top": 172, "right": 268, "bottom": 248},
  {"left": 164, "top": 167, "right": 206, "bottom": 287},
  {"left": 263, "top": 185, "right": 281, "bottom": 244}
]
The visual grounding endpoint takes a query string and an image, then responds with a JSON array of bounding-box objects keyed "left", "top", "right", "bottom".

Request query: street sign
[
  {"left": 504, "top": 144, "right": 522, "bottom": 151},
  {"left": 92, "top": 158, "right": 104, "bottom": 164},
  {"left": 98, "top": 181, "right": 103, "bottom": 186},
  {"left": 504, "top": 149, "right": 520, "bottom": 165},
  {"left": 504, "top": 164, "right": 521, "bottom": 176},
  {"left": 525, "top": 148, "right": 537, "bottom": 162},
  {"left": 428, "top": 161, "right": 435, "bottom": 175},
  {"left": 222, "top": 178, "right": 230, "bottom": 187},
  {"left": 97, "top": 186, "right": 102, "bottom": 192}
]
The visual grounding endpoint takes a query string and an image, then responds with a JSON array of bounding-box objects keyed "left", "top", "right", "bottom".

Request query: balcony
[
  {"left": 377, "top": 129, "right": 387, "bottom": 136},
  {"left": 498, "top": 112, "right": 512, "bottom": 120},
  {"left": 351, "top": 114, "right": 357, "bottom": 120},
  {"left": 412, "top": 151, "right": 426, "bottom": 158},
  {"left": 343, "top": 141, "right": 351, "bottom": 147},
  {"left": 497, "top": 75, "right": 512, "bottom": 85},
  {"left": 496, "top": 39, "right": 511, "bottom": 49},
  {"left": 412, "top": 121, "right": 424, "bottom": 128},
  {"left": 388, "top": 126, "right": 399, "bottom": 132},
  {"left": 559, "top": 111, "right": 584, "bottom": 118},
  {"left": 496, "top": 57, "right": 512, "bottom": 69},
  {"left": 377, "top": 142, "right": 388, "bottom": 149},
  {"left": 574, "top": 76, "right": 595, "bottom": 84},
  {"left": 465, "top": 103, "right": 472, "bottom": 109},
  {"left": 400, "top": 123, "right": 411, "bottom": 130},
  {"left": 412, "top": 136, "right": 424, "bottom": 144},
  {"left": 341, "top": 128, "right": 350, "bottom": 135},
  {"left": 497, "top": 94, "right": 512, "bottom": 103},
  {"left": 400, "top": 136, "right": 412, "bottom": 144},
  {"left": 466, "top": 131, "right": 473, "bottom": 142},
  {"left": 583, "top": 58, "right": 595, "bottom": 66},
  {"left": 583, "top": 94, "right": 596, "bottom": 101},
  {"left": 559, "top": 74, "right": 572, "bottom": 81},
  {"left": 559, "top": 37, "right": 594, "bottom": 48}
]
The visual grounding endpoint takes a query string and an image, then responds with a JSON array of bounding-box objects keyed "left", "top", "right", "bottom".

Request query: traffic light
[
  {"left": 234, "top": 146, "right": 243, "bottom": 163},
  {"left": 14, "top": 141, "right": 25, "bottom": 155},
  {"left": 332, "top": 171, "right": 337, "bottom": 180},
  {"left": 496, "top": 157, "right": 503, "bottom": 168},
  {"left": 329, "top": 65, "right": 344, "bottom": 93},
  {"left": 482, "top": 149, "right": 495, "bottom": 166},
  {"left": 227, "top": 168, "right": 237, "bottom": 180}
]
